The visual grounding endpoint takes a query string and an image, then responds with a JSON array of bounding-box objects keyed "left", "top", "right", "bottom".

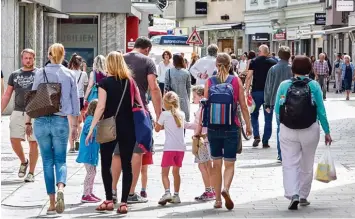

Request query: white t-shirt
[
  {"left": 73, "top": 70, "right": 89, "bottom": 98},
  {"left": 157, "top": 61, "right": 174, "bottom": 83},
  {"left": 157, "top": 110, "right": 186, "bottom": 152},
  {"left": 238, "top": 60, "right": 247, "bottom": 73}
]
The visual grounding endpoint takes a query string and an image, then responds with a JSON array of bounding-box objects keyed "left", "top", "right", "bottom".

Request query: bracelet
[{"left": 25, "top": 122, "right": 32, "bottom": 126}]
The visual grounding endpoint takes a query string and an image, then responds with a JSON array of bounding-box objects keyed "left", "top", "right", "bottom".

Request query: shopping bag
[
  {"left": 247, "top": 95, "right": 255, "bottom": 113},
  {"left": 315, "top": 146, "right": 337, "bottom": 183}
]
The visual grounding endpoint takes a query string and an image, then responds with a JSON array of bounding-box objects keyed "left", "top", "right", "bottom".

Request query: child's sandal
[
  {"left": 117, "top": 203, "right": 128, "bottom": 214},
  {"left": 96, "top": 200, "right": 114, "bottom": 211},
  {"left": 214, "top": 200, "right": 222, "bottom": 209}
]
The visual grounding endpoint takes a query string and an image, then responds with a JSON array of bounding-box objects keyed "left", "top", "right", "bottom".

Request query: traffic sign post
[
  {"left": 187, "top": 27, "right": 203, "bottom": 45},
  {"left": 187, "top": 27, "right": 203, "bottom": 53}
]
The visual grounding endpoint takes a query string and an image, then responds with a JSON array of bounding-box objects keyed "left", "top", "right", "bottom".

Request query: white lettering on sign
[
  {"left": 128, "top": 42, "right": 135, "bottom": 49},
  {"left": 61, "top": 34, "right": 95, "bottom": 43}
]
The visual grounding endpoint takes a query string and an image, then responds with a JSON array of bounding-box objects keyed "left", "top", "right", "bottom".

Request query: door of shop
[{"left": 218, "top": 39, "right": 234, "bottom": 53}]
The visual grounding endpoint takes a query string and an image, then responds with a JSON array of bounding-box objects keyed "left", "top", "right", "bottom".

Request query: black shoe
[
  {"left": 252, "top": 139, "right": 260, "bottom": 147},
  {"left": 262, "top": 144, "right": 270, "bottom": 148},
  {"left": 336, "top": 90, "right": 339, "bottom": 94},
  {"left": 352, "top": 91, "right": 355, "bottom": 93},
  {"left": 288, "top": 195, "right": 300, "bottom": 210}
]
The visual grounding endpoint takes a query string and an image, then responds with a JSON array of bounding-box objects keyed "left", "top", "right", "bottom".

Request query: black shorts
[{"left": 79, "top": 97, "right": 84, "bottom": 111}]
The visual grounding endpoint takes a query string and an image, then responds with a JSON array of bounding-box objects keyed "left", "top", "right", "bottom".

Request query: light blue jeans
[{"left": 34, "top": 116, "right": 69, "bottom": 195}]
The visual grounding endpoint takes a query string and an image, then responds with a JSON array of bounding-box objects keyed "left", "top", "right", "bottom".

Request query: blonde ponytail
[
  {"left": 216, "top": 53, "right": 232, "bottom": 82},
  {"left": 163, "top": 91, "right": 182, "bottom": 128}
]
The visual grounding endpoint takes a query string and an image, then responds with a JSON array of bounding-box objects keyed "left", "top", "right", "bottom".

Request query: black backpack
[{"left": 280, "top": 77, "right": 317, "bottom": 129}]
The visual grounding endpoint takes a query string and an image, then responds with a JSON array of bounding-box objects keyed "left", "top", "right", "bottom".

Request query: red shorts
[
  {"left": 142, "top": 152, "right": 153, "bottom": 166},
  {"left": 161, "top": 151, "right": 184, "bottom": 168}
]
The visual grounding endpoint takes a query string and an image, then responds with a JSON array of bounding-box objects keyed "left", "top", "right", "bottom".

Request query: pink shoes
[
  {"left": 81, "top": 194, "right": 101, "bottom": 203},
  {"left": 195, "top": 191, "right": 215, "bottom": 201}
]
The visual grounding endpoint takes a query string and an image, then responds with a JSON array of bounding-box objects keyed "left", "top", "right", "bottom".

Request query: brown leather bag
[
  {"left": 96, "top": 79, "right": 128, "bottom": 144},
  {"left": 25, "top": 69, "right": 61, "bottom": 118}
]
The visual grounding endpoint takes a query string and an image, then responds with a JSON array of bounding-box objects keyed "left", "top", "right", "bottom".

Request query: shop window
[
  {"left": 57, "top": 16, "right": 98, "bottom": 69},
  {"left": 250, "top": 0, "right": 258, "bottom": 5}
]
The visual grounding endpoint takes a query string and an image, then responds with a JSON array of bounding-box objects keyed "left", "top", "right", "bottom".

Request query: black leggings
[{"left": 100, "top": 135, "right": 135, "bottom": 202}]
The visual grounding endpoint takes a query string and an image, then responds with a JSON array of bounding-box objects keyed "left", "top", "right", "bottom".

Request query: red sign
[
  {"left": 273, "top": 29, "right": 286, "bottom": 40},
  {"left": 186, "top": 29, "right": 203, "bottom": 45}
]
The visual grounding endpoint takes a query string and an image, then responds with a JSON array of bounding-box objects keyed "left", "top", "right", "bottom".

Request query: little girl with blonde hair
[{"left": 155, "top": 91, "right": 186, "bottom": 206}]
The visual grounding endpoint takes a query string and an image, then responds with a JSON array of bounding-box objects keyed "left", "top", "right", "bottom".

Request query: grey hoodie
[{"left": 264, "top": 60, "right": 293, "bottom": 108}]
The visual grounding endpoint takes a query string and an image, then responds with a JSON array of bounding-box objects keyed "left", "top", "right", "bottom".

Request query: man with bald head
[
  {"left": 245, "top": 44, "right": 277, "bottom": 148},
  {"left": 313, "top": 53, "right": 329, "bottom": 100}
]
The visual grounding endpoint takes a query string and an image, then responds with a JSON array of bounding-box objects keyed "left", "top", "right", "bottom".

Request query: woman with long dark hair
[
  {"left": 68, "top": 53, "right": 88, "bottom": 152},
  {"left": 164, "top": 54, "right": 191, "bottom": 122}
]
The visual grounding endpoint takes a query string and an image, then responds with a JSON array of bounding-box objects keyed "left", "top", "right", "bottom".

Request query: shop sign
[
  {"left": 336, "top": 1, "right": 354, "bottom": 11},
  {"left": 314, "top": 13, "right": 326, "bottom": 25},
  {"left": 286, "top": 28, "right": 298, "bottom": 40},
  {"left": 252, "top": 33, "right": 270, "bottom": 41},
  {"left": 195, "top": 2, "right": 208, "bottom": 15},
  {"left": 273, "top": 28, "right": 286, "bottom": 40}
]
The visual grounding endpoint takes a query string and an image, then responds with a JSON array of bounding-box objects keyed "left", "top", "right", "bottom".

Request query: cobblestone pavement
[{"left": 1, "top": 92, "right": 355, "bottom": 218}]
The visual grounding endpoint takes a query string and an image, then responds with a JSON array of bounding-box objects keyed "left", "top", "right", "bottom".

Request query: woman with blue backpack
[{"left": 197, "top": 53, "right": 252, "bottom": 210}]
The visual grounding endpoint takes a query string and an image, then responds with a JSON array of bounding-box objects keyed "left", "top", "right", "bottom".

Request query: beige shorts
[{"left": 9, "top": 111, "right": 36, "bottom": 142}]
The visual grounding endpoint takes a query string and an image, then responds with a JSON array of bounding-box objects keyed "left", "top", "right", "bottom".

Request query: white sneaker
[
  {"left": 24, "top": 173, "right": 35, "bottom": 182},
  {"left": 169, "top": 195, "right": 181, "bottom": 204},
  {"left": 18, "top": 160, "right": 28, "bottom": 178},
  {"left": 158, "top": 193, "right": 172, "bottom": 206}
]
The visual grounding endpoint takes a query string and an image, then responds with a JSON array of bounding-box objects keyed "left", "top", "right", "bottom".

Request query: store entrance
[{"left": 218, "top": 39, "right": 234, "bottom": 53}]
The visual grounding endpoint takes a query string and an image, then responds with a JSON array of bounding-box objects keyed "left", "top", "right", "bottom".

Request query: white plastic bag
[{"left": 315, "top": 146, "right": 337, "bottom": 183}]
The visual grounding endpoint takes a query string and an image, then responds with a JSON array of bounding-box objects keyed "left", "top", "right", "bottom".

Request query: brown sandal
[
  {"left": 96, "top": 200, "right": 114, "bottom": 211},
  {"left": 117, "top": 203, "right": 128, "bottom": 214},
  {"left": 221, "top": 190, "right": 234, "bottom": 210}
]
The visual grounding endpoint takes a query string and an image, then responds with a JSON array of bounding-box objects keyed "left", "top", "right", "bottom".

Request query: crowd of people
[{"left": 0, "top": 36, "right": 341, "bottom": 215}]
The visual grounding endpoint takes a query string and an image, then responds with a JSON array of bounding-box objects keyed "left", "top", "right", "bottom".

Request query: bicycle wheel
[{"left": 237, "top": 109, "right": 251, "bottom": 141}]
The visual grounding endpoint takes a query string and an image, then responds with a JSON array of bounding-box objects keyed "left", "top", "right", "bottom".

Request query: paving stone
[{"left": 2, "top": 93, "right": 355, "bottom": 218}]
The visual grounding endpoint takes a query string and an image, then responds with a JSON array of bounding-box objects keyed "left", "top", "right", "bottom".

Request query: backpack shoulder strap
[
  {"left": 225, "top": 75, "right": 234, "bottom": 84},
  {"left": 210, "top": 76, "right": 218, "bottom": 85}
]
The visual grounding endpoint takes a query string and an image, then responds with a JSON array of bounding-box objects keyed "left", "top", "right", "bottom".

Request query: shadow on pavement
[
  {"left": 238, "top": 162, "right": 282, "bottom": 169},
  {"left": 1, "top": 180, "right": 24, "bottom": 186},
  {"left": 156, "top": 183, "right": 355, "bottom": 218}
]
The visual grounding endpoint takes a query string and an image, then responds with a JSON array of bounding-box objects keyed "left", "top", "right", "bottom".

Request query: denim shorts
[{"left": 207, "top": 124, "right": 239, "bottom": 161}]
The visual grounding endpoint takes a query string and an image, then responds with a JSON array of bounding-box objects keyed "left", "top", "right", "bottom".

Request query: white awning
[
  {"left": 303, "top": 26, "right": 355, "bottom": 36},
  {"left": 197, "top": 23, "right": 242, "bottom": 32},
  {"left": 132, "top": 2, "right": 163, "bottom": 15}
]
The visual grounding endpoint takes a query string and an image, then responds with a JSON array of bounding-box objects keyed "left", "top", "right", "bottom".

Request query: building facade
[
  {"left": 1, "top": 0, "right": 160, "bottom": 113},
  {"left": 197, "top": 0, "right": 245, "bottom": 56},
  {"left": 244, "top": 0, "right": 326, "bottom": 56}
]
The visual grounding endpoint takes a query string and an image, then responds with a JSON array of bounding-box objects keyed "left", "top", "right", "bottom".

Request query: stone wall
[
  {"left": 1, "top": 0, "right": 20, "bottom": 114},
  {"left": 100, "top": 13, "right": 126, "bottom": 55}
]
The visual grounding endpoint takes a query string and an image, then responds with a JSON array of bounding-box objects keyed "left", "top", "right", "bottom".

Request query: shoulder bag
[
  {"left": 96, "top": 79, "right": 128, "bottom": 144},
  {"left": 25, "top": 68, "right": 61, "bottom": 118},
  {"left": 129, "top": 79, "right": 153, "bottom": 153}
]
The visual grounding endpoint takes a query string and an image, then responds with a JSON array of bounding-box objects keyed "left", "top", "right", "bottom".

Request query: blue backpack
[{"left": 203, "top": 75, "right": 236, "bottom": 127}]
